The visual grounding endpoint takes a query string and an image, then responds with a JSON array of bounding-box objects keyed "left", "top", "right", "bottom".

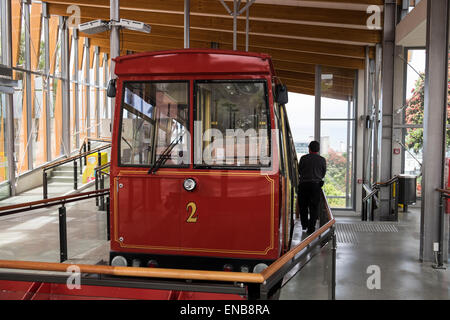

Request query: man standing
[{"left": 298, "top": 141, "right": 327, "bottom": 234}]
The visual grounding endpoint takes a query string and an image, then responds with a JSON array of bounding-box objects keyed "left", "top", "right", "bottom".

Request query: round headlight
[
  {"left": 111, "top": 255, "right": 128, "bottom": 267},
  {"left": 183, "top": 178, "right": 197, "bottom": 191},
  {"left": 252, "top": 263, "right": 269, "bottom": 273}
]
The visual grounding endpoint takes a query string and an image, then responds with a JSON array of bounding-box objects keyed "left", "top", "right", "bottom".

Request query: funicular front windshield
[
  {"left": 119, "top": 81, "right": 189, "bottom": 167},
  {"left": 195, "top": 80, "right": 271, "bottom": 168}
]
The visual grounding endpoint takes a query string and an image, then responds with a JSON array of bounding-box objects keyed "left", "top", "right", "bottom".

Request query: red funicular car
[{"left": 109, "top": 49, "right": 298, "bottom": 274}]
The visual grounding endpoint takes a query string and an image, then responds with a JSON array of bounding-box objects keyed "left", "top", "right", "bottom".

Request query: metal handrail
[
  {"left": 42, "top": 144, "right": 112, "bottom": 199},
  {"left": 375, "top": 175, "right": 399, "bottom": 187},
  {"left": 43, "top": 144, "right": 111, "bottom": 171},
  {"left": 79, "top": 136, "right": 112, "bottom": 154},
  {"left": 0, "top": 191, "right": 336, "bottom": 299},
  {"left": 0, "top": 189, "right": 109, "bottom": 216},
  {"left": 362, "top": 176, "right": 400, "bottom": 221}
]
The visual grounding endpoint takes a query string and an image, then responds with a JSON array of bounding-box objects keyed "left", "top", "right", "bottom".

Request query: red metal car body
[{"left": 109, "top": 49, "right": 298, "bottom": 272}]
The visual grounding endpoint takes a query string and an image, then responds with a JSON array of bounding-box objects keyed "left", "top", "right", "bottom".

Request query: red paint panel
[
  {"left": 114, "top": 175, "right": 183, "bottom": 250},
  {"left": 179, "top": 174, "right": 276, "bottom": 259}
]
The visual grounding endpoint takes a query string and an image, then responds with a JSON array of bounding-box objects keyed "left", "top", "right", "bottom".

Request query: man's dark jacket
[{"left": 298, "top": 153, "right": 327, "bottom": 183}]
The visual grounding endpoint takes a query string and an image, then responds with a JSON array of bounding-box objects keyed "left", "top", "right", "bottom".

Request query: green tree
[{"left": 405, "top": 58, "right": 450, "bottom": 153}]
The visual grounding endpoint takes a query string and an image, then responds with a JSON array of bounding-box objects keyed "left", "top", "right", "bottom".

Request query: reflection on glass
[
  {"left": 120, "top": 81, "right": 189, "bottom": 167},
  {"left": 195, "top": 81, "right": 270, "bottom": 167},
  {"left": 403, "top": 49, "right": 426, "bottom": 197},
  {"left": 320, "top": 120, "right": 353, "bottom": 208},
  {"left": 0, "top": 94, "right": 8, "bottom": 186},
  {"left": 320, "top": 70, "right": 355, "bottom": 209},
  {"left": 32, "top": 76, "right": 46, "bottom": 167},
  {"left": 286, "top": 93, "right": 315, "bottom": 159}
]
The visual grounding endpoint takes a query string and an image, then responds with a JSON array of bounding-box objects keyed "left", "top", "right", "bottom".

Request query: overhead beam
[
  {"left": 276, "top": 70, "right": 355, "bottom": 88},
  {"left": 47, "top": 3, "right": 381, "bottom": 44},
  {"left": 79, "top": 26, "right": 370, "bottom": 59},
  {"left": 44, "top": 0, "right": 381, "bottom": 27},
  {"left": 272, "top": 60, "right": 357, "bottom": 79},
  {"left": 87, "top": 35, "right": 365, "bottom": 69}
]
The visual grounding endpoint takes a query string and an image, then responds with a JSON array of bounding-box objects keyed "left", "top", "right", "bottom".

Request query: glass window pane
[
  {"left": 13, "top": 71, "right": 27, "bottom": 173},
  {"left": 321, "top": 119, "right": 354, "bottom": 209},
  {"left": 32, "top": 75, "right": 46, "bottom": 167},
  {"left": 0, "top": 94, "right": 9, "bottom": 185},
  {"left": 286, "top": 93, "right": 314, "bottom": 158},
  {"left": 404, "top": 49, "right": 426, "bottom": 125},
  {"left": 195, "top": 81, "right": 270, "bottom": 167},
  {"left": 120, "top": 81, "right": 189, "bottom": 167},
  {"left": 320, "top": 72, "right": 355, "bottom": 119}
]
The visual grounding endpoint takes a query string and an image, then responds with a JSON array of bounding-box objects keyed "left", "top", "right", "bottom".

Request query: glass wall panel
[
  {"left": 320, "top": 71, "right": 356, "bottom": 209},
  {"left": 13, "top": 71, "right": 27, "bottom": 173},
  {"left": 321, "top": 120, "right": 354, "bottom": 208},
  {"left": 403, "top": 49, "right": 426, "bottom": 197},
  {"left": 32, "top": 75, "right": 46, "bottom": 167},
  {"left": 286, "top": 93, "right": 315, "bottom": 159},
  {"left": 0, "top": 94, "right": 8, "bottom": 185}
]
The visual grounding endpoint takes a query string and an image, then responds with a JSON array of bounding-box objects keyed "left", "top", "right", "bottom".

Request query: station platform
[{"left": 0, "top": 189, "right": 448, "bottom": 299}]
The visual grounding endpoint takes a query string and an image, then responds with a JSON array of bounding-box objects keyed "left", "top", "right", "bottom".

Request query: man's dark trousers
[{"left": 299, "top": 181, "right": 322, "bottom": 230}]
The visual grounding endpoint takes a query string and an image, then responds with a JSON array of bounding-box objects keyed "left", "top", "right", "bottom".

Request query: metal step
[{"left": 48, "top": 176, "right": 77, "bottom": 183}]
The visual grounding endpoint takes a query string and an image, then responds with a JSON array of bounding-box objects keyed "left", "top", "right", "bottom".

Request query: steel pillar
[
  {"left": 377, "top": 0, "right": 397, "bottom": 221},
  {"left": 43, "top": 2, "right": 51, "bottom": 161},
  {"left": 23, "top": 0, "right": 33, "bottom": 170},
  {"left": 110, "top": 0, "right": 120, "bottom": 122},
  {"left": 314, "top": 65, "right": 321, "bottom": 144},
  {"left": 73, "top": 29, "right": 80, "bottom": 149},
  {"left": 60, "top": 16, "right": 71, "bottom": 154},
  {"left": 3, "top": 0, "right": 16, "bottom": 196},
  {"left": 420, "top": 0, "right": 449, "bottom": 263},
  {"left": 184, "top": 0, "right": 190, "bottom": 49},
  {"left": 84, "top": 37, "right": 90, "bottom": 137},
  {"left": 94, "top": 46, "right": 100, "bottom": 138}
]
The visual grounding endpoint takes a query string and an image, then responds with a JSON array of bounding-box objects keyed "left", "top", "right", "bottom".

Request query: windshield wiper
[{"left": 148, "top": 134, "right": 184, "bottom": 174}]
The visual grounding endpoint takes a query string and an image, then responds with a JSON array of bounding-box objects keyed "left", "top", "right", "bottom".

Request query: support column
[
  {"left": 23, "top": 0, "right": 33, "bottom": 170},
  {"left": 94, "top": 46, "right": 100, "bottom": 138},
  {"left": 43, "top": 2, "right": 51, "bottom": 161},
  {"left": 184, "top": 0, "right": 190, "bottom": 49},
  {"left": 377, "top": 0, "right": 397, "bottom": 221},
  {"left": 110, "top": 0, "right": 120, "bottom": 123},
  {"left": 84, "top": 37, "right": 90, "bottom": 137},
  {"left": 392, "top": 45, "right": 406, "bottom": 177},
  {"left": 60, "top": 16, "right": 70, "bottom": 154},
  {"left": 73, "top": 28, "right": 80, "bottom": 149},
  {"left": 3, "top": 0, "right": 16, "bottom": 196},
  {"left": 233, "top": 0, "right": 238, "bottom": 50},
  {"left": 420, "top": 0, "right": 449, "bottom": 263},
  {"left": 314, "top": 65, "right": 321, "bottom": 144}
]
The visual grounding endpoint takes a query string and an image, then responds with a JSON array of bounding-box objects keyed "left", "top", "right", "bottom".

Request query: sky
[
  {"left": 285, "top": 92, "right": 352, "bottom": 152},
  {"left": 285, "top": 49, "right": 426, "bottom": 152}
]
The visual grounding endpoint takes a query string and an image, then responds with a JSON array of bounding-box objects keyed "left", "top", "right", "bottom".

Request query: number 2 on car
[{"left": 186, "top": 202, "right": 198, "bottom": 223}]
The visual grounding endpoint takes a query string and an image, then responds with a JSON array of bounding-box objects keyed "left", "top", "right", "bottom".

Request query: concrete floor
[
  {"left": 0, "top": 189, "right": 108, "bottom": 264},
  {"left": 0, "top": 190, "right": 449, "bottom": 299},
  {"left": 281, "top": 205, "right": 450, "bottom": 300}
]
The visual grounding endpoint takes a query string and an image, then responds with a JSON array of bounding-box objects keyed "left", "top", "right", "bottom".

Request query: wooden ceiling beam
[
  {"left": 86, "top": 34, "right": 365, "bottom": 69},
  {"left": 44, "top": 0, "right": 380, "bottom": 27},
  {"left": 79, "top": 26, "right": 368, "bottom": 60},
  {"left": 283, "top": 78, "right": 353, "bottom": 95},
  {"left": 286, "top": 84, "right": 352, "bottom": 101},
  {"left": 47, "top": 3, "right": 381, "bottom": 44},
  {"left": 276, "top": 70, "right": 355, "bottom": 88},
  {"left": 55, "top": 0, "right": 382, "bottom": 27}
]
